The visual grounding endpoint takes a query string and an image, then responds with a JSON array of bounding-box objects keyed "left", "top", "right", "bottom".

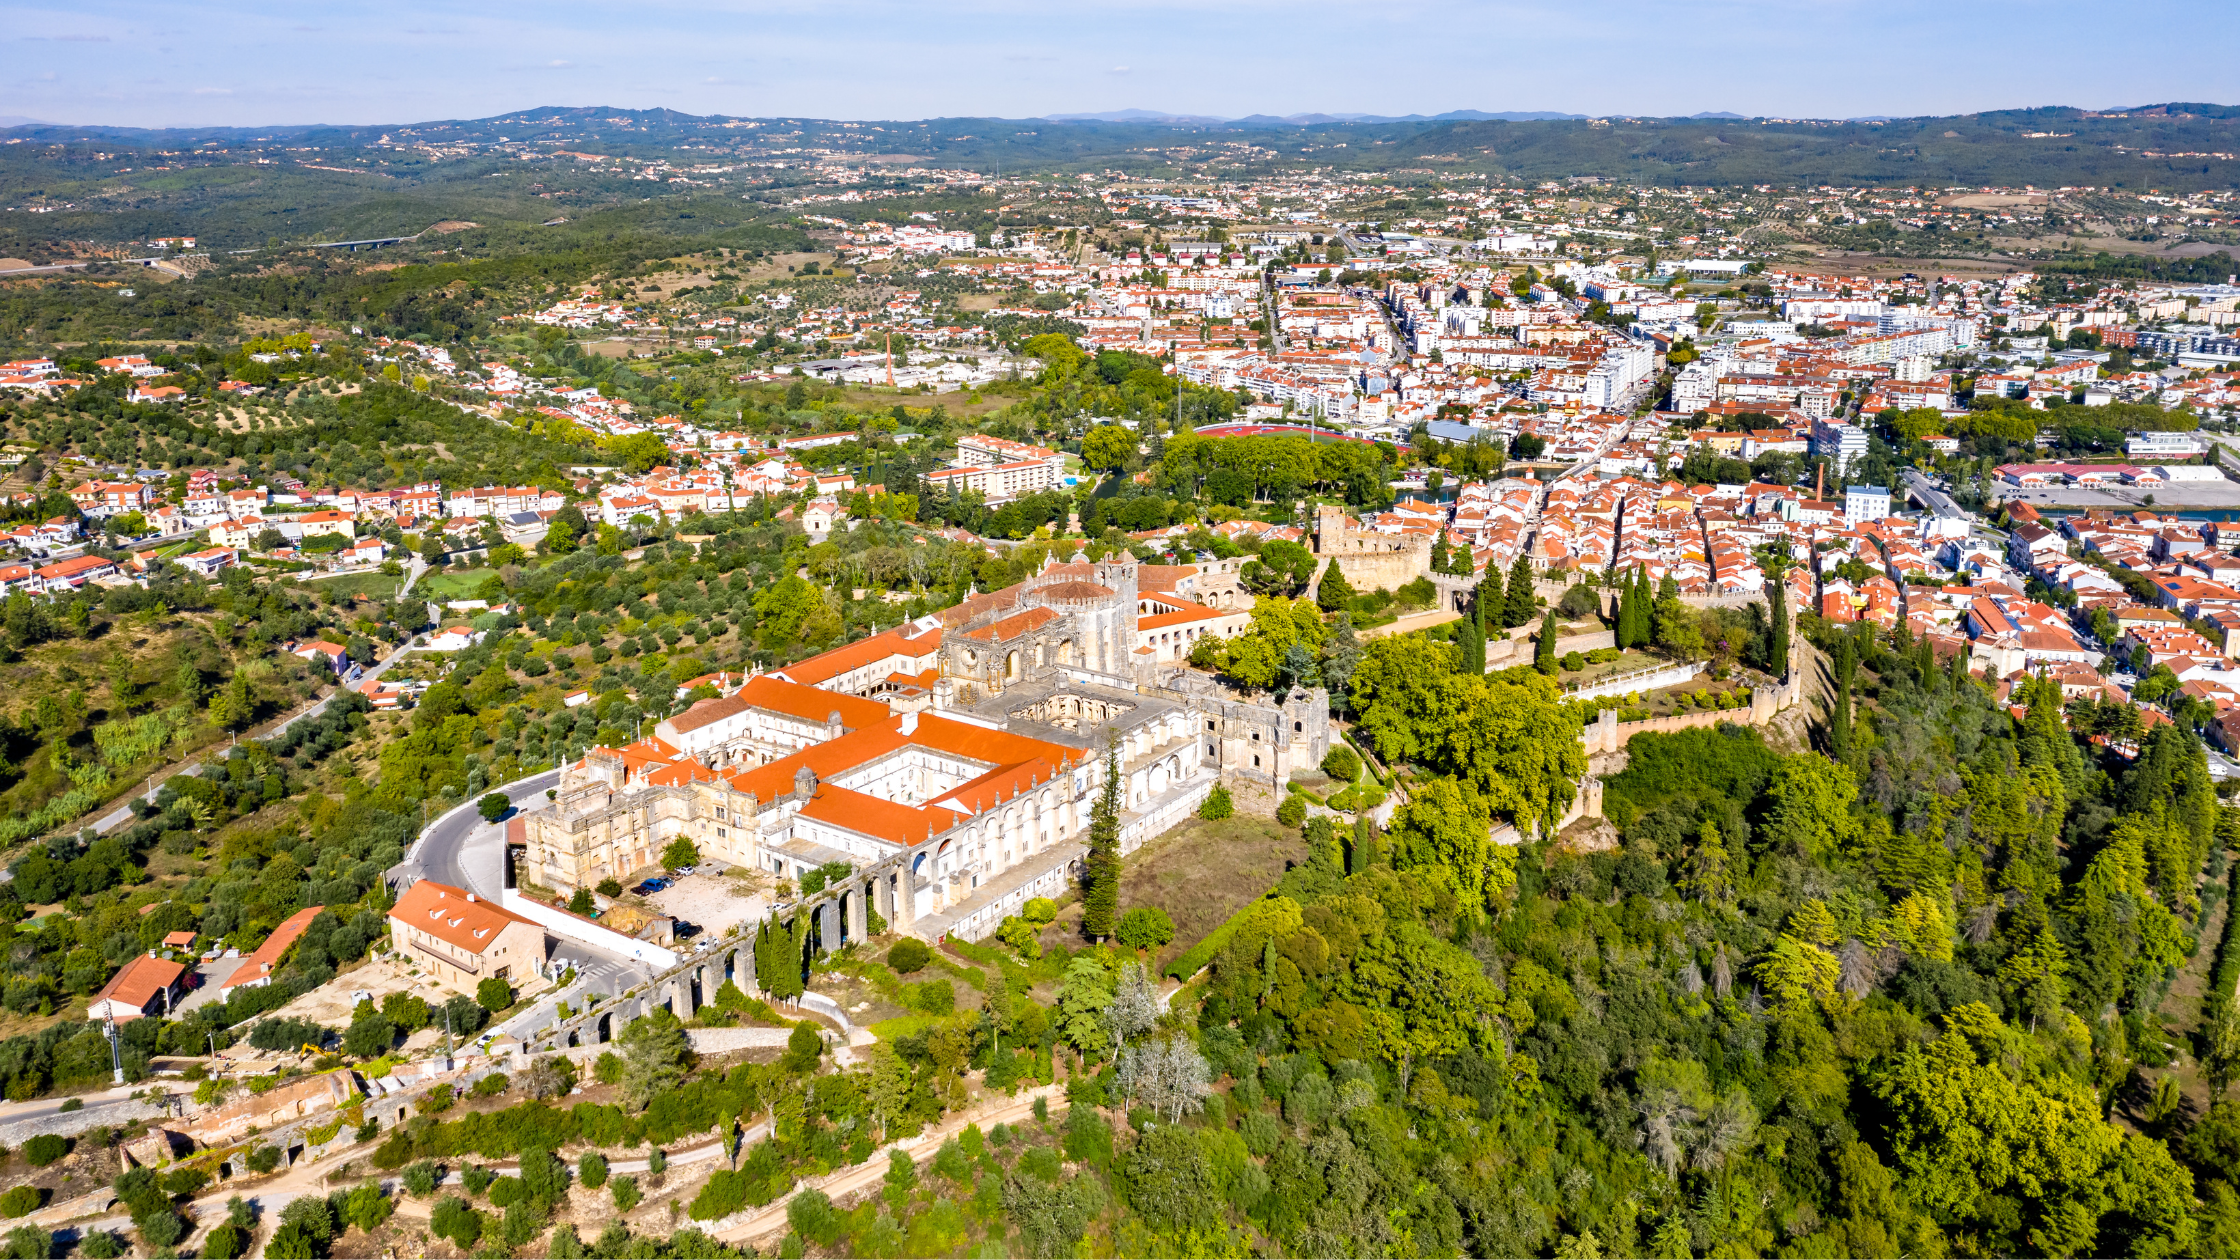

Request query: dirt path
[
  {"left": 713, "top": 1082, "right": 1064, "bottom": 1247},
  {"left": 1362, "top": 610, "right": 1459, "bottom": 640}
]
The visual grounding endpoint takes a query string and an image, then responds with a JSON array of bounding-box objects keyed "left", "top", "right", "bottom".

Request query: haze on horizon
[{"left": 6, "top": 0, "right": 2232, "bottom": 131}]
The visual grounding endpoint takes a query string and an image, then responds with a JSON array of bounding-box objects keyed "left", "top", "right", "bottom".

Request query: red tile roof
[
  {"left": 90, "top": 954, "right": 184, "bottom": 1017},
  {"left": 389, "top": 880, "right": 538, "bottom": 956},
  {"left": 222, "top": 905, "right": 323, "bottom": 990}
]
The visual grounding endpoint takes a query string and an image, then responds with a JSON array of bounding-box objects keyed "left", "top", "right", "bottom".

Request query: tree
[
  {"left": 343, "top": 1008, "right": 394, "bottom": 1058},
  {"left": 1082, "top": 424, "right": 1136, "bottom": 472},
  {"left": 618, "top": 1008, "right": 689, "bottom": 1110},
  {"left": 1081, "top": 739, "right": 1123, "bottom": 940},
  {"left": 662, "top": 837, "right": 699, "bottom": 869},
  {"left": 1241, "top": 540, "right": 1317, "bottom": 597},
  {"left": 1759, "top": 754, "right": 1860, "bottom": 863},
  {"left": 1535, "top": 610, "right": 1559, "bottom": 676},
  {"left": 477, "top": 792, "right": 511, "bottom": 823},
  {"left": 1455, "top": 617, "right": 1485, "bottom": 676},
  {"left": 1198, "top": 782, "right": 1233, "bottom": 820},
  {"left": 477, "top": 977, "right": 513, "bottom": 1013},
  {"left": 1388, "top": 776, "right": 1511, "bottom": 906},
  {"left": 887, "top": 938, "right": 931, "bottom": 973},
  {"left": 1315, "top": 559, "right": 1356, "bottom": 612},
  {"left": 568, "top": 888, "right": 595, "bottom": 915},
  {"left": 1503, "top": 551, "right": 1536, "bottom": 629},
  {"left": 1104, "top": 961, "right": 1161, "bottom": 1055},
  {"left": 1115, "top": 907, "right": 1175, "bottom": 952}
]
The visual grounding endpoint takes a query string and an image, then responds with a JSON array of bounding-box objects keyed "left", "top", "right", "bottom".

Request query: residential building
[
  {"left": 86, "top": 954, "right": 186, "bottom": 1022},
  {"left": 388, "top": 880, "right": 549, "bottom": 997}
]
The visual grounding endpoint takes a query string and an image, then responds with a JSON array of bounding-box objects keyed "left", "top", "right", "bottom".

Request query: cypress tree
[
  {"left": 1504, "top": 551, "right": 1536, "bottom": 629},
  {"left": 1768, "top": 585, "right": 1790, "bottom": 678},
  {"left": 1458, "top": 619, "right": 1485, "bottom": 674},
  {"left": 1535, "top": 610, "right": 1560, "bottom": 676},
  {"left": 1315, "top": 559, "right": 1356, "bottom": 612},
  {"left": 1349, "top": 817, "right": 1381, "bottom": 874},
  {"left": 1621, "top": 567, "right": 1646, "bottom": 648},
  {"left": 1611, "top": 569, "right": 1632, "bottom": 649},
  {"left": 1430, "top": 533, "right": 1450, "bottom": 574},
  {"left": 1081, "top": 738, "right": 1123, "bottom": 939}
]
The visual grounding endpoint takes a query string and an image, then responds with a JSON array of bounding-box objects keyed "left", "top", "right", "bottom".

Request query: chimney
[
  {"left": 899, "top": 710, "right": 919, "bottom": 736},
  {"left": 466, "top": 893, "right": 477, "bottom": 903}
]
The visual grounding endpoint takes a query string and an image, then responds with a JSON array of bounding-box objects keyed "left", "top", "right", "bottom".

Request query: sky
[{"left": 5, "top": 0, "right": 2235, "bottom": 130}]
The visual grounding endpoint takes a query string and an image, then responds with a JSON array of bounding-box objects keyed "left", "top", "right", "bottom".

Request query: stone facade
[{"left": 519, "top": 553, "right": 1327, "bottom": 942}]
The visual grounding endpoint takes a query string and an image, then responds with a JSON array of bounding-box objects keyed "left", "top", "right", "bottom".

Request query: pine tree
[
  {"left": 1503, "top": 551, "right": 1536, "bottom": 629},
  {"left": 1082, "top": 738, "right": 1123, "bottom": 940},
  {"left": 1768, "top": 584, "right": 1790, "bottom": 678},
  {"left": 1535, "top": 610, "right": 1560, "bottom": 676}
]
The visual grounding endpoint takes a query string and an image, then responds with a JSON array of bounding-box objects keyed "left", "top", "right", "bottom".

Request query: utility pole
[{"left": 105, "top": 1015, "right": 123, "bottom": 1084}]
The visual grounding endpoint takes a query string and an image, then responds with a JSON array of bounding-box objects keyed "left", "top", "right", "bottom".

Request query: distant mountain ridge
[
  {"left": 1045, "top": 108, "right": 1587, "bottom": 125},
  {"left": 7, "top": 102, "right": 2240, "bottom": 194}
]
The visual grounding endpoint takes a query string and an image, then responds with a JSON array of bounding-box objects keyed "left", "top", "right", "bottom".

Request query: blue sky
[{"left": 6, "top": 0, "right": 2233, "bottom": 129}]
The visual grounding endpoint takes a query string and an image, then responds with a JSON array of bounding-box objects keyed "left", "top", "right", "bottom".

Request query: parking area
[
  {"left": 647, "top": 870, "right": 768, "bottom": 939},
  {"left": 174, "top": 956, "right": 246, "bottom": 1014}
]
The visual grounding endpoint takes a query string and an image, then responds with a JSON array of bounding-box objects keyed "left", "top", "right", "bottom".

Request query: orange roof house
[{"left": 221, "top": 906, "right": 324, "bottom": 992}]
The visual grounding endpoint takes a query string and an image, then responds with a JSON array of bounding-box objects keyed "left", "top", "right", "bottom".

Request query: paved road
[
  {"left": 1900, "top": 467, "right": 1967, "bottom": 520},
  {"left": 85, "top": 557, "right": 430, "bottom": 837},
  {"left": 0, "top": 1079, "right": 164, "bottom": 1131},
  {"left": 89, "top": 637, "right": 419, "bottom": 836},
  {"left": 399, "top": 767, "right": 656, "bottom": 1038}
]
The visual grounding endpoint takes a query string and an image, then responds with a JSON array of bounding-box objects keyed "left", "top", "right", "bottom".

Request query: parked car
[{"left": 632, "top": 878, "right": 669, "bottom": 895}]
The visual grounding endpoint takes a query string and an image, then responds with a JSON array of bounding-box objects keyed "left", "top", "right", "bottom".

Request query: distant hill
[{"left": 6, "top": 102, "right": 2240, "bottom": 192}]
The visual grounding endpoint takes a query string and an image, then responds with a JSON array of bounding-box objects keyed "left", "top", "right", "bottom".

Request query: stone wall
[
  {"left": 1308, "top": 505, "right": 1436, "bottom": 601},
  {"left": 1578, "top": 665, "right": 1804, "bottom": 757}
]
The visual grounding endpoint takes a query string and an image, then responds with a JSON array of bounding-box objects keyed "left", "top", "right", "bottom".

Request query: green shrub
[
  {"left": 886, "top": 939, "right": 932, "bottom": 974},
  {"left": 578, "top": 1151, "right": 609, "bottom": 1189},
  {"left": 1275, "top": 794, "right": 1306, "bottom": 828},
  {"left": 20, "top": 1136, "right": 65, "bottom": 1167},
  {"left": 246, "top": 1145, "right": 282, "bottom": 1174},
  {"left": 1199, "top": 782, "right": 1234, "bottom": 820},
  {"left": 1022, "top": 897, "right": 1058, "bottom": 925},
  {"left": 0, "top": 1186, "right": 40, "bottom": 1218},
  {"left": 1116, "top": 907, "right": 1175, "bottom": 952},
  {"left": 911, "top": 979, "right": 955, "bottom": 1015},
  {"left": 612, "top": 1175, "right": 641, "bottom": 1212},
  {"left": 402, "top": 1161, "right": 439, "bottom": 1197},
  {"left": 1319, "top": 745, "right": 1360, "bottom": 782},
  {"left": 1560, "top": 651, "right": 1585, "bottom": 672},
  {"left": 430, "top": 1196, "right": 480, "bottom": 1248}
]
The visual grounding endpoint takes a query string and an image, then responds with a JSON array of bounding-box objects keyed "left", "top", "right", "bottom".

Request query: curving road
[{"left": 396, "top": 766, "right": 656, "bottom": 1041}]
